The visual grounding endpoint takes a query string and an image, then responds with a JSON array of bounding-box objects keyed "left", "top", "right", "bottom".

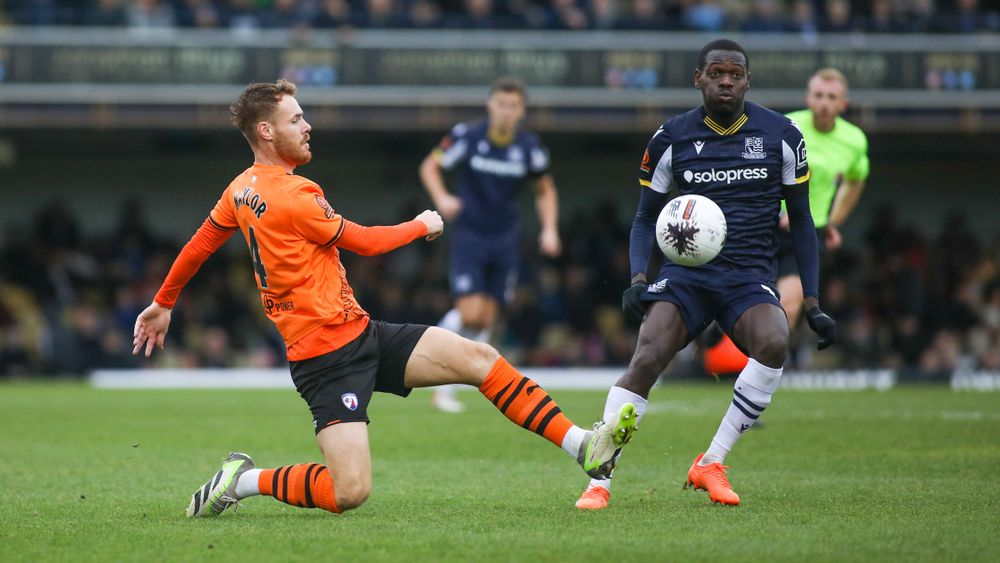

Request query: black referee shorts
[
  {"left": 288, "top": 320, "right": 429, "bottom": 433},
  {"left": 776, "top": 227, "right": 829, "bottom": 278}
]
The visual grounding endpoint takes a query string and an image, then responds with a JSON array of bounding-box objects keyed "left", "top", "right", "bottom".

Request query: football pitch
[{"left": 2, "top": 382, "right": 997, "bottom": 562}]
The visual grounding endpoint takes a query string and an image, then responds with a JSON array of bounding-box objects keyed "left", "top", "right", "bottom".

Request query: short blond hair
[
  {"left": 230, "top": 79, "right": 297, "bottom": 146},
  {"left": 811, "top": 68, "right": 849, "bottom": 90}
]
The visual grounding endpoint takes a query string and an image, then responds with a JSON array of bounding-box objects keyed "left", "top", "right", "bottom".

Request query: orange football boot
[
  {"left": 684, "top": 453, "right": 740, "bottom": 505},
  {"left": 574, "top": 485, "right": 610, "bottom": 510}
]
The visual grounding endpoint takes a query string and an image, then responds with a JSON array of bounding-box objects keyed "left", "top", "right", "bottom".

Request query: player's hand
[
  {"left": 538, "top": 228, "right": 561, "bottom": 257},
  {"left": 433, "top": 194, "right": 463, "bottom": 221},
  {"left": 622, "top": 283, "right": 647, "bottom": 323},
  {"left": 778, "top": 213, "right": 790, "bottom": 232},
  {"left": 804, "top": 307, "right": 837, "bottom": 350},
  {"left": 415, "top": 209, "right": 444, "bottom": 241},
  {"left": 825, "top": 224, "right": 843, "bottom": 250},
  {"left": 132, "top": 302, "right": 172, "bottom": 358}
]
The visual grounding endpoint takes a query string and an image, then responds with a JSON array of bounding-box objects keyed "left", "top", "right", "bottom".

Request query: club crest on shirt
[
  {"left": 314, "top": 195, "right": 335, "bottom": 219},
  {"left": 742, "top": 136, "right": 766, "bottom": 160},
  {"left": 342, "top": 393, "right": 359, "bottom": 411}
]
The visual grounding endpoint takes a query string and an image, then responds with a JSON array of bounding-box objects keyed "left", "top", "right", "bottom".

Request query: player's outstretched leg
[
  {"left": 187, "top": 453, "right": 343, "bottom": 517},
  {"left": 478, "top": 356, "right": 638, "bottom": 479},
  {"left": 575, "top": 386, "right": 648, "bottom": 510},
  {"left": 404, "top": 327, "right": 637, "bottom": 479}
]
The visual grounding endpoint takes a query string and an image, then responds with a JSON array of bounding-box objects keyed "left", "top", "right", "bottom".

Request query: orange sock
[
  {"left": 258, "top": 464, "right": 340, "bottom": 513},
  {"left": 479, "top": 357, "right": 574, "bottom": 447}
]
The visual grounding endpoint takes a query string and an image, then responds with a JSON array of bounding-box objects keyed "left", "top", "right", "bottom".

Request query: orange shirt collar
[{"left": 252, "top": 162, "right": 293, "bottom": 175}]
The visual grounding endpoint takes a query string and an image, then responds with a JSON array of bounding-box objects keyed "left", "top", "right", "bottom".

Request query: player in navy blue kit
[
  {"left": 575, "top": 39, "right": 837, "bottom": 510},
  {"left": 420, "top": 77, "right": 561, "bottom": 413}
]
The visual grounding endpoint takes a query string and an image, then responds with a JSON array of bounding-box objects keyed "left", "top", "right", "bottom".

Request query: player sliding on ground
[{"left": 132, "top": 79, "right": 637, "bottom": 517}]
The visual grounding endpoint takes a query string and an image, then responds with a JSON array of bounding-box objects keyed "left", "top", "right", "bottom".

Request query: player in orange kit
[{"left": 132, "top": 79, "right": 637, "bottom": 517}]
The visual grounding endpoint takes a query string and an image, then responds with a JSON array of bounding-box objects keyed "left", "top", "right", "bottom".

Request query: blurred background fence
[{"left": 1, "top": 0, "right": 999, "bottom": 383}]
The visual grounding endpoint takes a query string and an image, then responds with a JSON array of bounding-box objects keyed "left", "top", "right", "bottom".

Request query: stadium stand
[{"left": 0, "top": 0, "right": 998, "bottom": 33}]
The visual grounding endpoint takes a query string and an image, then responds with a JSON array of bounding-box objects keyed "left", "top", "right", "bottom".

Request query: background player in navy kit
[
  {"left": 575, "top": 39, "right": 837, "bottom": 510},
  {"left": 419, "top": 77, "right": 561, "bottom": 413}
]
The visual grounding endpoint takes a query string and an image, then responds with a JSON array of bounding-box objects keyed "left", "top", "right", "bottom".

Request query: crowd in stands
[
  {"left": 1, "top": 0, "right": 998, "bottom": 33},
  {"left": 1, "top": 196, "right": 999, "bottom": 381}
]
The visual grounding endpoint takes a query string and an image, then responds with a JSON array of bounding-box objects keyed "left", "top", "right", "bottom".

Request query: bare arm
[
  {"left": 534, "top": 173, "right": 561, "bottom": 257},
  {"left": 828, "top": 178, "right": 866, "bottom": 227},
  {"left": 419, "top": 152, "right": 462, "bottom": 221}
]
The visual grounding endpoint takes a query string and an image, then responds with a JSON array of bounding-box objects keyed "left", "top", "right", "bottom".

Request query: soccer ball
[{"left": 655, "top": 194, "right": 727, "bottom": 266}]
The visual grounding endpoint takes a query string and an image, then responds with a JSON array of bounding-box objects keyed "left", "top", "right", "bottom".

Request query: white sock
[
  {"left": 701, "top": 359, "right": 782, "bottom": 465},
  {"left": 234, "top": 468, "right": 262, "bottom": 499},
  {"left": 561, "top": 425, "right": 588, "bottom": 457},
  {"left": 588, "top": 386, "right": 648, "bottom": 491},
  {"left": 437, "top": 308, "right": 463, "bottom": 333},
  {"left": 474, "top": 326, "right": 492, "bottom": 344},
  {"left": 436, "top": 308, "right": 493, "bottom": 400}
]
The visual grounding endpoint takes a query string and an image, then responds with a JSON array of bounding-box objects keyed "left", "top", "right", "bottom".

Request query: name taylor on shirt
[{"left": 234, "top": 186, "right": 268, "bottom": 219}]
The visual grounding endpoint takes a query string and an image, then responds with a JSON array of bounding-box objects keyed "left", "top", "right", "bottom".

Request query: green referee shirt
[{"left": 785, "top": 109, "right": 870, "bottom": 228}]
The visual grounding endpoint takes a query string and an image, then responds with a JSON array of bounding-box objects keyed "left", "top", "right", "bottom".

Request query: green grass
[{"left": 1, "top": 382, "right": 998, "bottom": 562}]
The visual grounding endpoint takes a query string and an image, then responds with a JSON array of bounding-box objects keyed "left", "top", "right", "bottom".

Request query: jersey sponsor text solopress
[
  {"left": 469, "top": 154, "right": 527, "bottom": 177},
  {"left": 682, "top": 167, "right": 768, "bottom": 185}
]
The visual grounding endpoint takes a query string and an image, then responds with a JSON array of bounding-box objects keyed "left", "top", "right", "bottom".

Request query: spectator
[
  {"left": 125, "top": 0, "right": 176, "bottom": 28},
  {"left": 818, "top": 0, "right": 858, "bottom": 32},
  {"left": 865, "top": 0, "right": 904, "bottom": 32},
  {"left": 353, "top": 0, "right": 400, "bottom": 28},
  {"left": 681, "top": 0, "right": 726, "bottom": 32},
  {"left": 546, "top": 0, "right": 590, "bottom": 30},
  {"left": 587, "top": 0, "right": 620, "bottom": 29},
  {"left": 311, "top": 0, "right": 352, "bottom": 28},
  {"left": 261, "top": 0, "right": 303, "bottom": 28},
  {"left": 83, "top": 0, "right": 128, "bottom": 26},
  {"left": 787, "top": 0, "right": 819, "bottom": 38},
  {"left": 940, "top": 0, "right": 999, "bottom": 32},
  {"left": 615, "top": 0, "right": 669, "bottom": 30},
  {"left": 407, "top": 0, "right": 443, "bottom": 28},
  {"left": 226, "top": 0, "right": 263, "bottom": 30},
  {"left": 176, "top": 0, "right": 223, "bottom": 28},
  {"left": 741, "top": 0, "right": 786, "bottom": 32}
]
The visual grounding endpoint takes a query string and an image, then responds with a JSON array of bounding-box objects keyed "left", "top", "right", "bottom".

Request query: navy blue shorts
[
  {"left": 449, "top": 229, "right": 518, "bottom": 304},
  {"left": 640, "top": 268, "right": 782, "bottom": 341}
]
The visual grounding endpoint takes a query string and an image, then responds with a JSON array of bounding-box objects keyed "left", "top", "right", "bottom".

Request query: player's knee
[
  {"left": 334, "top": 478, "right": 371, "bottom": 512},
  {"left": 464, "top": 339, "right": 500, "bottom": 373},
  {"left": 753, "top": 333, "right": 788, "bottom": 368},
  {"left": 626, "top": 344, "right": 672, "bottom": 387}
]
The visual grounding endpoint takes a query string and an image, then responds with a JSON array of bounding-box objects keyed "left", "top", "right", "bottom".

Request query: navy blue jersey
[
  {"left": 434, "top": 120, "right": 550, "bottom": 236},
  {"left": 636, "top": 101, "right": 810, "bottom": 282}
]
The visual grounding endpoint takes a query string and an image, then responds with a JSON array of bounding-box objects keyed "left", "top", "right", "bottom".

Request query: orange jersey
[{"left": 155, "top": 162, "right": 428, "bottom": 361}]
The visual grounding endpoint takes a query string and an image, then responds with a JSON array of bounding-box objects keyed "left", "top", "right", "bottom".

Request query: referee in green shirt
[{"left": 778, "top": 68, "right": 870, "bottom": 333}]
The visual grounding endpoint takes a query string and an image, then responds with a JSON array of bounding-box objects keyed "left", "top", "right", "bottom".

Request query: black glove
[
  {"left": 804, "top": 307, "right": 837, "bottom": 350},
  {"left": 622, "top": 282, "right": 647, "bottom": 323}
]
